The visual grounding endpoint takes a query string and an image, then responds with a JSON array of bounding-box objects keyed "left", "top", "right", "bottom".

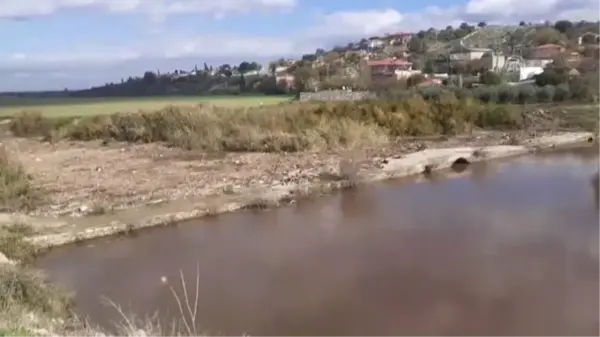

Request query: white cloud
[
  {"left": 305, "top": 7, "right": 465, "bottom": 44},
  {"left": 3, "top": 1, "right": 597, "bottom": 66},
  {"left": 1, "top": 0, "right": 598, "bottom": 90},
  {"left": 464, "top": 0, "right": 599, "bottom": 21},
  {"left": 0, "top": 35, "right": 301, "bottom": 73},
  {"left": 0, "top": 0, "right": 297, "bottom": 20}
]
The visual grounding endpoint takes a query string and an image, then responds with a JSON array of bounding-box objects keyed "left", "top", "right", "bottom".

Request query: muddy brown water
[{"left": 37, "top": 146, "right": 600, "bottom": 336}]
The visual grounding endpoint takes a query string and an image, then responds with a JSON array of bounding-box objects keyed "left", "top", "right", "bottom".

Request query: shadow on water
[
  {"left": 592, "top": 171, "right": 599, "bottom": 209},
  {"left": 37, "top": 146, "right": 600, "bottom": 336}
]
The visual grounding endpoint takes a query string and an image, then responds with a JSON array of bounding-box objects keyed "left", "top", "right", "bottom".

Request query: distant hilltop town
[{"left": 2, "top": 19, "right": 598, "bottom": 98}]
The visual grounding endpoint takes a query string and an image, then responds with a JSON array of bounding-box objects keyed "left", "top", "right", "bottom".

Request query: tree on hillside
[
  {"left": 408, "top": 56, "right": 424, "bottom": 70},
  {"left": 533, "top": 27, "right": 564, "bottom": 46},
  {"left": 534, "top": 68, "right": 568, "bottom": 86},
  {"left": 553, "top": 20, "right": 573, "bottom": 34},
  {"left": 323, "top": 51, "right": 341, "bottom": 63},
  {"left": 268, "top": 62, "right": 278, "bottom": 75},
  {"left": 239, "top": 73, "right": 247, "bottom": 92},
  {"left": 478, "top": 21, "right": 487, "bottom": 28},
  {"left": 293, "top": 65, "right": 318, "bottom": 92},
  {"left": 237, "top": 61, "right": 260, "bottom": 74},
  {"left": 238, "top": 61, "right": 252, "bottom": 74},
  {"left": 354, "top": 60, "right": 372, "bottom": 90},
  {"left": 345, "top": 52, "right": 362, "bottom": 65},
  {"left": 217, "top": 64, "right": 232, "bottom": 77},
  {"left": 459, "top": 22, "right": 471, "bottom": 30},
  {"left": 408, "top": 37, "right": 427, "bottom": 54},
  {"left": 479, "top": 71, "right": 502, "bottom": 85},
  {"left": 422, "top": 58, "right": 436, "bottom": 74},
  {"left": 301, "top": 54, "right": 317, "bottom": 62},
  {"left": 406, "top": 74, "right": 426, "bottom": 87},
  {"left": 142, "top": 71, "right": 158, "bottom": 85}
]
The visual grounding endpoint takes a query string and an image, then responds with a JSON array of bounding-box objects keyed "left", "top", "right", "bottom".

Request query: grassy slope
[{"left": 0, "top": 96, "right": 292, "bottom": 117}]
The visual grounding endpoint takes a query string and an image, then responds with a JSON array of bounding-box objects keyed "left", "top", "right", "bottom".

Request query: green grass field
[{"left": 0, "top": 96, "right": 293, "bottom": 117}]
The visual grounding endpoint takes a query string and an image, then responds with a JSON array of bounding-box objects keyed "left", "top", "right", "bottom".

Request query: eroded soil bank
[{"left": 0, "top": 131, "right": 595, "bottom": 248}]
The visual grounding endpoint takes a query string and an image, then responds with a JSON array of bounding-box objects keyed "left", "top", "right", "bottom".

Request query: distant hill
[{"left": 2, "top": 19, "right": 598, "bottom": 98}]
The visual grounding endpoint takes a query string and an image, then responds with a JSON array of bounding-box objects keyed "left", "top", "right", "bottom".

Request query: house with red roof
[
  {"left": 367, "top": 58, "right": 419, "bottom": 79},
  {"left": 530, "top": 44, "right": 565, "bottom": 60},
  {"left": 384, "top": 32, "right": 412, "bottom": 46}
]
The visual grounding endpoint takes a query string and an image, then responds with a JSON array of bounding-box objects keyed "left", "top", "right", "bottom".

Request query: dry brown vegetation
[
  {"left": 0, "top": 147, "right": 40, "bottom": 212},
  {"left": 0, "top": 224, "right": 73, "bottom": 336},
  {"left": 9, "top": 96, "right": 528, "bottom": 153}
]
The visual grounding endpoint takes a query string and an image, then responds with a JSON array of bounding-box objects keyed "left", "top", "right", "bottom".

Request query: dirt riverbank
[{"left": 0, "top": 130, "right": 594, "bottom": 249}]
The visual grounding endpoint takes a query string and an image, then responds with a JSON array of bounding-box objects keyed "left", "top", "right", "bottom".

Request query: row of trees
[
  {"left": 381, "top": 70, "right": 598, "bottom": 105},
  {"left": 64, "top": 61, "right": 271, "bottom": 97}
]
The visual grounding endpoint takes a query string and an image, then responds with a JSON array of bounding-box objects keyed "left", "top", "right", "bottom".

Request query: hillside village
[
  {"left": 3, "top": 20, "right": 599, "bottom": 99},
  {"left": 268, "top": 20, "right": 599, "bottom": 93}
]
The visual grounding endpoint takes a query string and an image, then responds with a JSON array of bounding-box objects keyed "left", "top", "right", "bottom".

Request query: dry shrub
[
  {"left": 0, "top": 224, "right": 37, "bottom": 264},
  {"left": 0, "top": 224, "right": 74, "bottom": 334},
  {"left": 475, "top": 104, "right": 524, "bottom": 130},
  {"left": 0, "top": 146, "right": 38, "bottom": 211},
  {"left": 9, "top": 111, "right": 48, "bottom": 137},
  {"left": 0, "top": 266, "right": 73, "bottom": 315},
  {"left": 9, "top": 111, "right": 74, "bottom": 139},
  {"left": 9, "top": 97, "right": 526, "bottom": 152}
]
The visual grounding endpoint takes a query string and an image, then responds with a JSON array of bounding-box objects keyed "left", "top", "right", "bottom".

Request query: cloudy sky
[{"left": 1, "top": 0, "right": 598, "bottom": 91}]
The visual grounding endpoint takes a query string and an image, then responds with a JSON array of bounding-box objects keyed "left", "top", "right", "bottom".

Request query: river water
[{"left": 37, "top": 146, "right": 600, "bottom": 336}]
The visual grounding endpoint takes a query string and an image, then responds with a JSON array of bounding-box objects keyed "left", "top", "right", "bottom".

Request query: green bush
[
  {"left": 515, "top": 85, "right": 537, "bottom": 104},
  {"left": 476, "top": 104, "right": 524, "bottom": 130},
  {"left": 496, "top": 85, "right": 516, "bottom": 104},
  {"left": 536, "top": 85, "right": 555, "bottom": 103},
  {"left": 474, "top": 86, "right": 497, "bottom": 103},
  {"left": 479, "top": 71, "right": 503, "bottom": 85},
  {"left": 554, "top": 83, "right": 570, "bottom": 102}
]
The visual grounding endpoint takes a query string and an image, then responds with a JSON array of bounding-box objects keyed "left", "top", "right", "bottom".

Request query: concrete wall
[{"left": 298, "top": 90, "right": 376, "bottom": 101}]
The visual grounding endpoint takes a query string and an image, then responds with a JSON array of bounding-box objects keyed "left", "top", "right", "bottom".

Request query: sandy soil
[{"left": 3, "top": 131, "right": 528, "bottom": 217}]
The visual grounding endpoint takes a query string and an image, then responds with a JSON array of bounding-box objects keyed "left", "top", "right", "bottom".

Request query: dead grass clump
[
  {"left": 10, "top": 96, "right": 527, "bottom": 152},
  {"left": 9, "top": 111, "right": 74, "bottom": 138},
  {"left": 0, "top": 146, "right": 39, "bottom": 212},
  {"left": 64, "top": 104, "right": 389, "bottom": 152},
  {"left": 0, "top": 224, "right": 38, "bottom": 264},
  {"left": 0, "top": 265, "right": 73, "bottom": 315},
  {"left": 475, "top": 104, "right": 524, "bottom": 130},
  {"left": 103, "top": 265, "right": 215, "bottom": 336},
  {"left": 0, "top": 224, "right": 83, "bottom": 336}
]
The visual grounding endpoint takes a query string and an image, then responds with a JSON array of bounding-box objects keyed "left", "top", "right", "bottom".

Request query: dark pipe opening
[
  {"left": 452, "top": 157, "right": 470, "bottom": 165},
  {"left": 422, "top": 164, "right": 433, "bottom": 175},
  {"left": 587, "top": 137, "right": 594, "bottom": 143},
  {"left": 451, "top": 157, "right": 470, "bottom": 173}
]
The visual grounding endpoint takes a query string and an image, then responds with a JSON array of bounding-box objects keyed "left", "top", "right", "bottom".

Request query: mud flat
[{"left": 0, "top": 131, "right": 593, "bottom": 249}]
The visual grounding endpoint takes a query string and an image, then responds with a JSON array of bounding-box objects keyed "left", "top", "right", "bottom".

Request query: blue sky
[{"left": 1, "top": 0, "right": 597, "bottom": 91}]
